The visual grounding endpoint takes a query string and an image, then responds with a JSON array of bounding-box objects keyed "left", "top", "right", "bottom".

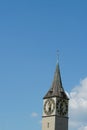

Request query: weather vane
[{"left": 57, "top": 50, "right": 59, "bottom": 63}]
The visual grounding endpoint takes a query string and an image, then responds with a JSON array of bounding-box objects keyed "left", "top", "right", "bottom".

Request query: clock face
[
  {"left": 56, "top": 99, "right": 68, "bottom": 116},
  {"left": 44, "top": 99, "right": 55, "bottom": 115}
]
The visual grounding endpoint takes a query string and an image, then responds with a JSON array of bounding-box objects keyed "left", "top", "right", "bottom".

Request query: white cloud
[
  {"left": 69, "top": 77, "right": 87, "bottom": 130},
  {"left": 31, "top": 112, "right": 38, "bottom": 117},
  {"left": 78, "top": 126, "right": 87, "bottom": 130}
]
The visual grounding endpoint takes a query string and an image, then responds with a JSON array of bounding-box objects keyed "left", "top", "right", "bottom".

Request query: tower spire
[{"left": 44, "top": 56, "right": 68, "bottom": 99}]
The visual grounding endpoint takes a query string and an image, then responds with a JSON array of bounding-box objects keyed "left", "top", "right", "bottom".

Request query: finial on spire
[{"left": 57, "top": 50, "right": 59, "bottom": 63}]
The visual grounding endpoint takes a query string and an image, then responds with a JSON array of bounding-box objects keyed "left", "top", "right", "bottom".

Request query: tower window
[{"left": 47, "top": 122, "right": 49, "bottom": 128}]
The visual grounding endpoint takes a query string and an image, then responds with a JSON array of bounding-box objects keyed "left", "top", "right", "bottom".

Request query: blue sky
[{"left": 0, "top": 0, "right": 87, "bottom": 130}]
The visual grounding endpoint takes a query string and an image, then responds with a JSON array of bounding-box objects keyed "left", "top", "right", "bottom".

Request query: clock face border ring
[
  {"left": 56, "top": 99, "right": 68, "bottom": 116},
  {"left": 44, "top": 99, "right": 55, "bottom": 115}
]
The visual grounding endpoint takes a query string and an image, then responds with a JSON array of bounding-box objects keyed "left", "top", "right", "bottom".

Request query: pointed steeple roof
[{"left": 44, "top": 63, "right": 68, "bottom": 99}]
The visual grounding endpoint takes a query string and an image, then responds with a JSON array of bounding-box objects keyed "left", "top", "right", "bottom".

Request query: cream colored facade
[
  {"left": 42, "top": 116, "right": 68, "bottom": 130},
  {"left": 42, "top": 116, "right": 55, "bottom": 130}
]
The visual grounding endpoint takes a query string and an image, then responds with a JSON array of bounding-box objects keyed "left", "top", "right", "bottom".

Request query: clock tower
[{"left": 42, "top": 63, "right": 69, "bottom": 130}]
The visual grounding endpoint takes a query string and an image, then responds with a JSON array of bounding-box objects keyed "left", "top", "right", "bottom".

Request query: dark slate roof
[{"left": 43, "top": 63, "right": 69, "bottom": 99}]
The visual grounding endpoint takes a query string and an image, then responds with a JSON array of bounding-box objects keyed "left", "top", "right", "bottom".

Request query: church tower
[{"left": 42, "top": 62, "right": 69, "bottom": 130}]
